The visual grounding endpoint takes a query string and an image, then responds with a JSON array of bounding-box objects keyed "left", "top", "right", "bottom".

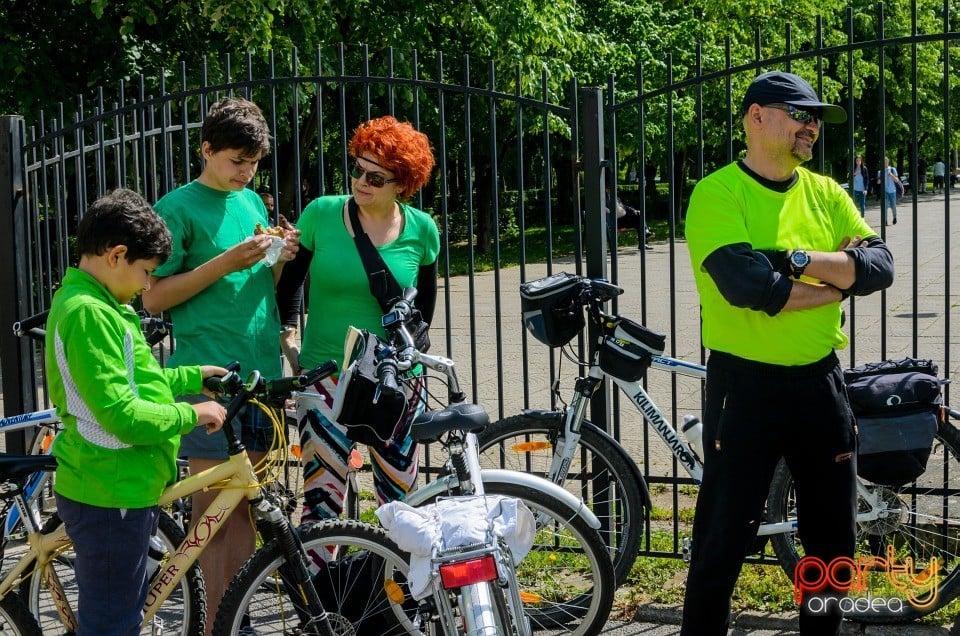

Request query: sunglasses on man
[
  {"left": 765, "top": 103, "right": 822, "bottom": 126},
  {"left": 349, "top": 161, "right": 396, "bottom": 188}
]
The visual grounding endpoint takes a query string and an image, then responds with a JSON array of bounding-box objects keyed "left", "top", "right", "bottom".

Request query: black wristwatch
[{"left": 788, "top": 249, "right": 811, "bottom": 279}]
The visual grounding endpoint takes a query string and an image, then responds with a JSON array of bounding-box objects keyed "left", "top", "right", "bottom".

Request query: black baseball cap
[{"left": 741, "top": 71, "right": 847, "bottom": 124}]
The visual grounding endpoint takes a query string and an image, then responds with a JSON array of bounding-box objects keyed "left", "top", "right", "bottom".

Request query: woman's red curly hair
[{"left": 348, "top": 116, "right": 435, "bottom": 200}]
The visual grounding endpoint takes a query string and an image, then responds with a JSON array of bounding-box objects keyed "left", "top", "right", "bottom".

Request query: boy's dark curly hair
[
  {"left": 77, "top": 188, "right": 172, "bottom": 263},
  {"left": 201, "top": 97, "right": 272, "bottom": 159}
]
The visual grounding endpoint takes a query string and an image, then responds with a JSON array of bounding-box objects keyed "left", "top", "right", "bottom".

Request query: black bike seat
[
  {"left": 409, "top": 403, "right": 490, "bottom": 443},
  {"left": 0, "top": 454, "right": 57, "bottom": 481}
]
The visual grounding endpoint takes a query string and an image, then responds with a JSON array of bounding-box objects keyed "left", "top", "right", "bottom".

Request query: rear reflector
[{"left": 439, "top": 555, "right": 497, "bottom": 589}]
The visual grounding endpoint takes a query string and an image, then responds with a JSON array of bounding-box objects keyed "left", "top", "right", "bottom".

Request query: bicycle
[
  {"left": 476, "top": 272, "right": 960, "bottom": 623},
  {"left": 286, "top": 290, "right": 616, "bottom": 635},
  {"left": 0, "top": 359, "right": 401, "bottom": 635}
]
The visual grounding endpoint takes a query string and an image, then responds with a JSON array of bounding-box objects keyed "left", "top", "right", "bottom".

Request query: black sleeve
[
  {"left": 701, "top": 243, "right": 793, "bottom": 316},
  {"left": 841, "top": 237, "right": 894, "bottom": 296},
  {"left": 275, "top": 246, "right": 313, "bottom": 327},
  {"left": 416, "top": 261, "right": 438, "bottom": 324}
]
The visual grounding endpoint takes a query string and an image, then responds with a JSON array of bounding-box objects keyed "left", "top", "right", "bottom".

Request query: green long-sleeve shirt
[{"left": 46, "top": 268, "right": 202, "bottom": 508}]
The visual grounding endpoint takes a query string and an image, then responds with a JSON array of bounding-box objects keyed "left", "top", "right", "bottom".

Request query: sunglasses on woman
[
  {"left": 765, "top": 103, "right": 821, "bottom": 126},
  {"left": 349, "top": 161, "right": 396, "bottom": 188}
]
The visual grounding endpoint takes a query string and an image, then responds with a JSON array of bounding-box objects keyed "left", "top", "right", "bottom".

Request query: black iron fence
[{"left": 1, "top": 15, "right": 958, "bottom": 560}]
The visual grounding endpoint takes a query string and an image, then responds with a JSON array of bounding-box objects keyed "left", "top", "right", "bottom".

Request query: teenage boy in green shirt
[
  {"left": 47, "top": 188, "right": 228, "bottom": 636},
  {"left": 141, "top": 97, "right": 299, "bottom": 635}
]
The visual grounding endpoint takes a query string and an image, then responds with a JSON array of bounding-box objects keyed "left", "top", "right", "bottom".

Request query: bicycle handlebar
[
  {"left": 13, "top": 310, "right": 50, "bottom": 340},
  {"left": 206, "top": 360, "right": 338, "bottom": 456},
  {"left": 373, "top": 293, "right": 468, "bottom": 406},
  {"left": 13, "top": 309, "right": 173, "bottom": 346}
]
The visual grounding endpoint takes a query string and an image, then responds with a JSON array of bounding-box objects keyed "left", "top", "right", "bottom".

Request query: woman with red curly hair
[{"left": 277, "top": 115, "right": 438, "bottom": 522}]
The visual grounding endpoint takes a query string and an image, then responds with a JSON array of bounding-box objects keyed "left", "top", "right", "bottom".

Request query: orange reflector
[
  {"left": 511, "top": 441, "right": 552, "bottom": 453},
  {"left": 289, "top": 445, "right": 302, "bottom": 459},
  {"left": 439, "top": 555, "right": 497, "bottom": 589},
  {"left": 41, "top": 432, "right": 54, "bottom": 453},
  {"left": 349, "top": 449, "right": 364, "bottom": 470},
  {"left": 519, "top": 590, "right": 543, "bottom": 604},
  {"left": 384, "top": 578, "right": 405, "bottom": 604}
]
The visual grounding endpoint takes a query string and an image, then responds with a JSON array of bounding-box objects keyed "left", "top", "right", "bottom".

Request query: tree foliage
[{"left": 2, "top": 0, "right": 958, "bottom": 230}]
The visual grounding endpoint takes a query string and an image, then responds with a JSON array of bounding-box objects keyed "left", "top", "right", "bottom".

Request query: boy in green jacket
[{"left": 46, "top": 188, "right": 228, "bottom": 636}]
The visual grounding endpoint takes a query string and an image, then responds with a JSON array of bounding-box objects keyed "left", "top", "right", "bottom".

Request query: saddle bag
[{"left": 844, "top": 358, "right": 942, "bottom": 487}]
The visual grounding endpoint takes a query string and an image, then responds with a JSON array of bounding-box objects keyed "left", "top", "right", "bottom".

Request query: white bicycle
[{"left": 477, "top": 272, "right": 960, "bottom": 623}]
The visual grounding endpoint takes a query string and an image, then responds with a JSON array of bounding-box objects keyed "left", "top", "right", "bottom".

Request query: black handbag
[
  {"left": 331, "top": 328, "right": 412, "bottom": 449},
  {"left": 348, "top": 198, "right": 431, "bottom": 353}
]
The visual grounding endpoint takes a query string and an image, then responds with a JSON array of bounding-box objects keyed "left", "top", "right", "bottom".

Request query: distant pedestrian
[
  {"left": 933, "top": 158, "right": 946, "bottom": 194},
  {"left": 918, "top": 156, "right": 928, "bottom": 194},
  {"left": 852, "top": 154, "right": 869, "bottom": 217},
  {"left": 878, "top": 156, "right": 904, "bottom": 225},
  {"left": 606, "top": 187, "right": 653, "bottom": 250}
]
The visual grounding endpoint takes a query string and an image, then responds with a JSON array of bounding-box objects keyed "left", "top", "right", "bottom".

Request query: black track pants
[{"left": 679, "top": 351, "right": 857, "bottom": 636}]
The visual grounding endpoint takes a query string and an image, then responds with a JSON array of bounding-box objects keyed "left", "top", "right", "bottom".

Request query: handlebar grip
[
  {"left": 299, "top": 360, "right": 339, "bottom": 387},
  {"left": 377, "top": 361, "right": 401, "bottom": 397},
  {"left": 203, "top": 361, "right": 241, "bottom": 393},
  {"left": 265, "top": 360, "right": 339, "bottom": 397},
  {"left": 13, "top": 309, "right": 50, "bottom": 339}
]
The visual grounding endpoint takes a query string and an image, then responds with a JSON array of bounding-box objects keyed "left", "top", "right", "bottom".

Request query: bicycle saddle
[
  {"left": 409, "top": 402, "right": 489, "bottom": 443},
  {"left": 0, "top": 455, "right": 57, "bottom": 481}
]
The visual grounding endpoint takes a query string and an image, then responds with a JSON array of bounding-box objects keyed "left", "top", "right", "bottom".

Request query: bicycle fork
[{"left": 251, "top": 497, "right": 338, "bottom": 636}]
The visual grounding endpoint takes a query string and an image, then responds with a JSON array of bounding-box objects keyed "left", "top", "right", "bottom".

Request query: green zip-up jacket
[{"left": 46, "top": 268, "right": 203, "bottom": 508}]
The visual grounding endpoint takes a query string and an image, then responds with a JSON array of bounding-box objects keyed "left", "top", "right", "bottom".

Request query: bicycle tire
[
  {"left": 414, "top": 480, "right": 616, "bottom": 635},
  {"left": 24, "top": 510, "right": 206, "bottom": 635},
  {"left": 0, "top": 593, "right": 42, "bottom": 636},
  {"left": 477, "top": 413, "right": 644, "bottom": 586},
  {"left": 212, "top": 519, "right": 422, "bottom": 636},
  {"left": 767, "top": 418, "right": 960, "bottom": 623}
]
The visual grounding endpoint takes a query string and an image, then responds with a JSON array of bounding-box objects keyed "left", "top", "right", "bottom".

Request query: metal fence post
[
  {"left": 0, "top": 115, "right": 35, "bottom": 453},
  {"left": 581, "top": 87, "right": 610, "bottom": 428}
]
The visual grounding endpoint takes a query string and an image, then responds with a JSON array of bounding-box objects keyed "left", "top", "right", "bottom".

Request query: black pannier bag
[
  {"left": 844, "top": 358, "right": 942, "bottom": 487},
  {"left": 598, "top": 316, "right": 666, "bottom": 382},
  {"left": 520, "top": 272, "right": 585, "bottom": 347}
]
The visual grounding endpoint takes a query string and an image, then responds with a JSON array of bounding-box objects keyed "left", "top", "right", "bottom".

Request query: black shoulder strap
[{"left": 348, "top": 197, "right": 404, "bottom": 312}]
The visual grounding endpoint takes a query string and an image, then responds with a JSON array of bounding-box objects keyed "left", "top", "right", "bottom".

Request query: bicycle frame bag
[
  {"left": 598, "top": 316, "right": 666, "bottom": 382},
  {"left": 332, "top": 327, "right": 411, "bottom": 448},
  {"left": 520, "top": 272, "right": 585, "bottom": 347},
  {"left": 844, "top": 358, "right": 942, "bottom": 487}
]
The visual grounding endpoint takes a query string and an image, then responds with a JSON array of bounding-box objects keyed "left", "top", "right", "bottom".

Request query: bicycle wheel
[
  {"left": 24, "top": 511, "right": 205, "bottom": 635},
  {"left": 212, "top": 519, "right": 422, "bottom": 636},
  {"left": 477, "top": 413, "right": 644, "bottom": 585},
  {"left": 0, "top": 593, "right": 42, "bottom": 636},
  {"left": 767, "top": 418, "right": 960, "bottom": 623},
  {"left": 415, "top": 480, "right": 615, "bottom": 634}
]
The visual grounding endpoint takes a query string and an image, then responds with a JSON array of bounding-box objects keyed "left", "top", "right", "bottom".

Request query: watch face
[{"left": 791, "top": 250, "right": 810, "bottom": 267}]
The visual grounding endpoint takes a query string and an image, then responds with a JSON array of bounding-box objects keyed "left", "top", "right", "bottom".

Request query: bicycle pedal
[{"left": 681, "top": 537, "right": 692, "bottom": 563}]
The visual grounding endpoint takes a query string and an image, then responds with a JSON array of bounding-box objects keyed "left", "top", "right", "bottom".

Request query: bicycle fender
[
  {"left": 519, "top": 408, "right": 563, "bottom": 420},
  {"left": 408, "top": 468, "right": 602, "bottom": 530},
  {"left": 578, "top": 420, "right": 653, "bottom": 512},
  {"left": 518, "top": 409, "right": 653, "bottom": 512}
]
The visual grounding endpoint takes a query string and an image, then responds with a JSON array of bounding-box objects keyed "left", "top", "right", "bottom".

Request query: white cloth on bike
[{"left": 377, "top": 495, "right": 535, "bottom": 599}]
